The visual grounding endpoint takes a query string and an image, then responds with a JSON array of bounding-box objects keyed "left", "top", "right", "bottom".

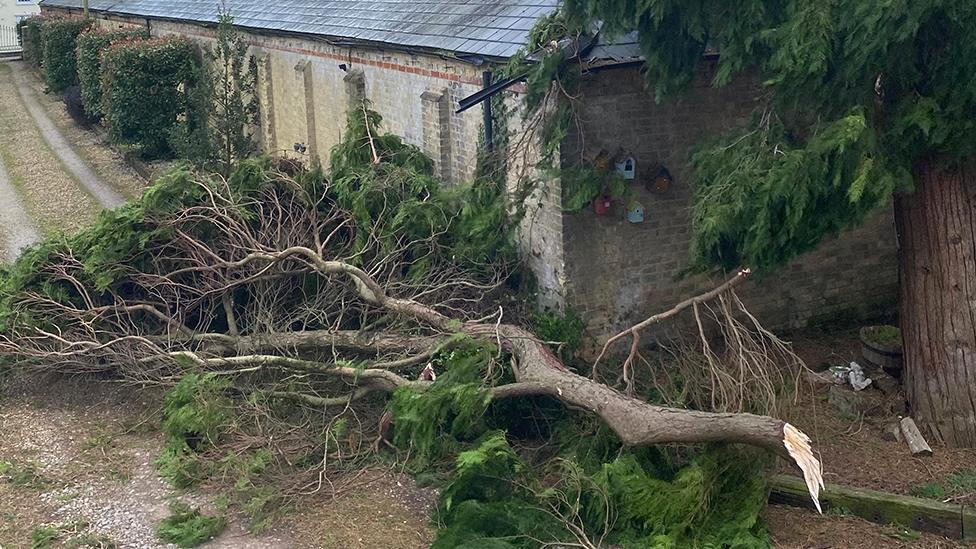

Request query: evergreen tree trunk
[{"left": 895, "top": 158, "right": 976, "bottom": 447}]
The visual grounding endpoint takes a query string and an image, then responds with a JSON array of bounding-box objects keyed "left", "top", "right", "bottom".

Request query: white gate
[{"left": 0, "top": 25, "right": 23, "bottom": 58}]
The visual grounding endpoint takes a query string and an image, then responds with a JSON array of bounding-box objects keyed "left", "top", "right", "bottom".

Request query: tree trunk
[{"left": 895, "top": 158, "right": 976, "bottom": 447}]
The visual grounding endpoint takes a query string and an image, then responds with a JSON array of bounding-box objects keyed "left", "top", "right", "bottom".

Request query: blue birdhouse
[
  {"left": 615, "top": 154, "right": 637, "bottom": 180},
  {"left": 626, "top": 201, "right": 645, "bottom": 223}
]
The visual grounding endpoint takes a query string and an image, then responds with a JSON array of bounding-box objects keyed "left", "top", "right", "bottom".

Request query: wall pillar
[
  {"left": 257, "top": 54, "right": 277, "bottom": 154},
  {"left": 301, "top": 60, "right": 319, "bottom": 164},
  {"left": 421, "top": 89, "right": 454, "bottom": 183},
  {"left": 343, "top": 68, "right": 366, "bottom": 111}
]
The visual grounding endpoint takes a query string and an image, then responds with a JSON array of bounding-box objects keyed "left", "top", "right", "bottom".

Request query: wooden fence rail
[{"left": 770, "top": 474, "right": 976, "bottom": 541}]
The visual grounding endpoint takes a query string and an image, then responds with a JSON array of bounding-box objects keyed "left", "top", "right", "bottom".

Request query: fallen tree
[{"left": 0, "top": 108, "right": 822, "bottom": 544}]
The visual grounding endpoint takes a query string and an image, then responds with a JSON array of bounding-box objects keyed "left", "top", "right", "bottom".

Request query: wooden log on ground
[
  {"left": 965, "top": 509, "right": 976, "bottom": 542},
  {"left": 900, "top": 417, "right": 933, "bottom": 456},
  {"left": 769, "top": 474, "right": 976, "bottom": 540}
]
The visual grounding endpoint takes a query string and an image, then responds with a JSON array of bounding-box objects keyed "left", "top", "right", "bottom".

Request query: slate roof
[
  {"left": 586, "top": 31, "right": 641, "bottom": 66},
  {"left": 38, "top": 0, "right": 560, "bottom": 59}
]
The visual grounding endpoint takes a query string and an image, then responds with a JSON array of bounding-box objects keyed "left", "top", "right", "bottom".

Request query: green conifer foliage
[
  {"left": 430, "top": 430, "right": 773, "bottom": 548},
  {"left": 171, "top": 11, "right": 260, "bottom": 176}
]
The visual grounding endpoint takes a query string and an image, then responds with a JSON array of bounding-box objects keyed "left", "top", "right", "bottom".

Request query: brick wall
[
  {"left": 56, "top": 5, "right": 567, "bottom": 307},
  {"left": 47, "top": 6, "right": 487, "bottom": 180},
  {"left": 43, "top": 6, "right": 897, "bottom": 347},
  {"left": 557, "top": 64, "right": 898, "bottom": 347}
]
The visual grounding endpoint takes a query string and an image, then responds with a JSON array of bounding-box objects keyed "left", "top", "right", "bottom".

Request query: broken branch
[{"left": 592, "top": 268, "right": 752, "bottom": 380}]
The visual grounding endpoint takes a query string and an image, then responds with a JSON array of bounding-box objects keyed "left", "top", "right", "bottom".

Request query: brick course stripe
[{"left": 45, "top": 7, "right": 488, "bottom": 86}]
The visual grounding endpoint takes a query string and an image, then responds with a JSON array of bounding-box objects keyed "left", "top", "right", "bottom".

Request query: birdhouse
[
  {"left": 646, "top": 165, "right": 672, "bottom": 194},
  {"left": 614, "top": 154, "right": 637, "bottom": 180},
  {"left": 593, "top": 149, "right": 612, "bottom": 173},
  {"left": 626, "top": 200, "right": 645, "bottom": 223},
  {"left": 593, "top": 192, "right": 613, "bottom": 216}
]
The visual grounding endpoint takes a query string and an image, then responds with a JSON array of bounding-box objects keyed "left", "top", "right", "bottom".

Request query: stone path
[{"left": 8, "top": 61, "right": 125, "bottom": 209}]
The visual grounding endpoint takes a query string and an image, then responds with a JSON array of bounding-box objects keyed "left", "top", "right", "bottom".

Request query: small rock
[
  {"left": 881, "top": 421, "right": 903, "bottom": 442},
  {"left": 828, "top": 385, "right": 861, "bottom": 417},
  {"left": 872, "top": 372, "right": 900, "bottom": 396}
]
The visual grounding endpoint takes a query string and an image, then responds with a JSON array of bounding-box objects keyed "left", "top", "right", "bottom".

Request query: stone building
[{"left": 39, "top": 0, "right": 898, "bottom": 346}]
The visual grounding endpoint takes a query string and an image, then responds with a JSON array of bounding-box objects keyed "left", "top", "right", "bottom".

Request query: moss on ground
[{"left": 911, "top": 469, "right": 976, "bottom": 502}]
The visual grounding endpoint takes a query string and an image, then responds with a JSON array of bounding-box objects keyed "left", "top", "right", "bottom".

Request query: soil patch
[
  {"left": 765, "top": 504, "right": 966, "bottom": 548},
  {"left": 785, "top": 329, "right": 976, "bottom": 497},
  {"left": 765, "top": 327, "right": 976, "bottom": 547},
  {"left": 283, "top": 469, "right": 437, "bottom": 549}
]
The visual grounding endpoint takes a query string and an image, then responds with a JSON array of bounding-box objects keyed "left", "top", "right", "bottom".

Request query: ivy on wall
[{"left": 496, "top": 13, "right": 632, "bottom": 214}]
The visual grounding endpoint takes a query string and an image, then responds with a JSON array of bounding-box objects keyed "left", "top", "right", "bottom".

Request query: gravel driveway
[
  {"left": 0, "top": 62, "right": 101, "bottom": 236},
  {"left": 0, "top": 155, "right": 39, "bottom": 261},
  {"left": 8, "top": 61, "right": 125, "bottom": 209},
  {"left": 0, "top": 60, "right": 147, "bottom": 263},
  {"left": 0, "top": 379, "right": 293, "bottom": 548}
]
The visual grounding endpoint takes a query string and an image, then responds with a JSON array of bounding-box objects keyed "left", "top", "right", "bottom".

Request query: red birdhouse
[{"left": 593, "top": 193, "right": 613, "bottom": 215}]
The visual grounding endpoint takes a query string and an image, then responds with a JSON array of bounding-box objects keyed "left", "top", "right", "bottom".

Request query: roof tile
[{"left": 38, "top": 0, "right": 560, "bottom": 59}]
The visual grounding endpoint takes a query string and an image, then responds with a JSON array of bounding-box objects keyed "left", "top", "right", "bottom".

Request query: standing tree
[
  {"left": 173, "top": 11, "right": 259, "bottom": 176},
  {"left": 557, "top": 1, "right": 976, "bottom": 446}
]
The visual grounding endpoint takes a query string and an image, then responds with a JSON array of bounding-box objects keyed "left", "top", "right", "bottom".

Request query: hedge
[
  {"left": 16, "top": 16, "right": 47, "bottom": 68},
  {"left": 40, "top": 18, "right": 92, "bottom": 92},
  {"left": 76, "top": 28, "right": 149, "bottom": 119},
  {"left": 101, "top": 36, "right": 198, "bottom": 158}
]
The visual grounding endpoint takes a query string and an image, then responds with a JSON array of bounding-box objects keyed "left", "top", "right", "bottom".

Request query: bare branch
[{"left": 590, "top": 268, "right": 753, "bottom": 388}]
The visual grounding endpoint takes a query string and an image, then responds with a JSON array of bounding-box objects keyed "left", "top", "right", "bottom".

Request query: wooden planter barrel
[{"left": 859, "top": 326, "right": 903, "bottom": 377}]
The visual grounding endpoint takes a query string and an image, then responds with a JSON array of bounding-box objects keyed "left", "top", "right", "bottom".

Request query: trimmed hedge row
[
  {"left": 21, "top": 18, "right": 212, "bottom": 163},
  {"left": 16, "top": 16, "right": 47, "bottom": 68},
  {"left": 40, "top": 18, "right": 92, "bottom": 92},
  {"left": 76, "top": 28, "right": 150, "bottom": 119},
  {"left": 101, "top": 36, "right": 197, "bottom": 158}
]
